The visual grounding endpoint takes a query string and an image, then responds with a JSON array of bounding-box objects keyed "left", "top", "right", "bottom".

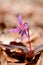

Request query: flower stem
[
  {"left": 29, "top": 40, "right": 33, "bottom": 58},
  {"left": 28, "top": 30, "right": 33, "bottom": 58}
]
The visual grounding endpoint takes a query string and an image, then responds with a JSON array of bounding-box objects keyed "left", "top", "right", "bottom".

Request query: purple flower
[
  {"left": 8, "top": 15, "right": 29, "bottom": 41},
  {"left": 8, "top": 14, "right": 33, "bottom": 57}
]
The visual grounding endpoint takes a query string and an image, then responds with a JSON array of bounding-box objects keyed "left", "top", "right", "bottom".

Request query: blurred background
[
  {"left": 0, "top": 0, "right": 43, "bottom": 27},
  {"left": 0, "top": 0, "right": 43, "bottom": 65},
  {"left": 0, "top": 0, "right": 43, "bottom": 46}
]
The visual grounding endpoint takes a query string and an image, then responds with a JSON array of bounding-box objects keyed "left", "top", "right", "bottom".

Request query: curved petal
[
  {"left": 8, "top": 27, "right": 20, "bottom": 33},
  {"left": 24, "top": 23, "right": 29, "bottom": 30},
  {"left": 20, "top": 34, "right": 23, "bottom": 41},
  {"left": 26, "top": 31, "right": 30, "bottom": 40},
  {"left": 18, "top": 14, "right": 23, "bottom": 26}
]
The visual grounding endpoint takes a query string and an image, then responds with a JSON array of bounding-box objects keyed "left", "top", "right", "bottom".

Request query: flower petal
[
  {"left": 20, "top": 31, "right": 24, "bottom": 41},
  {"left": 18, "top": 14, "right": 23, "bottom": 26},
  {"left": 20, "top": 34, "right": 23, "bottom": 41},
  {"left": 26, "top": 31, "right": 30, "bottom": 40},
  {"left": 24, "top": 23, "right": 29, "bottom": 30},
  {"left": 8, "top": 27, "right": 20, "bottom": 33}
]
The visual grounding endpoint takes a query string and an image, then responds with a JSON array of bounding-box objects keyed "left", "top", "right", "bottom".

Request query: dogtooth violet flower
[{"left": 8, "top": 15, "right": 32, "bottom": 57}]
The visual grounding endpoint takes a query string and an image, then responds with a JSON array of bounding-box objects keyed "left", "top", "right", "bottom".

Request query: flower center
[{"left": 19, "top": 25, "right": 25, "bottom": 31}]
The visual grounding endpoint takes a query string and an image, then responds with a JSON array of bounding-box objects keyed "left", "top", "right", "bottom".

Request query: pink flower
[
  {"left": 8, "top": 15, "right": 29, "bottom": 41},
  {"left": 8, "top": 14, "right": 32, "bottom": 57}
]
